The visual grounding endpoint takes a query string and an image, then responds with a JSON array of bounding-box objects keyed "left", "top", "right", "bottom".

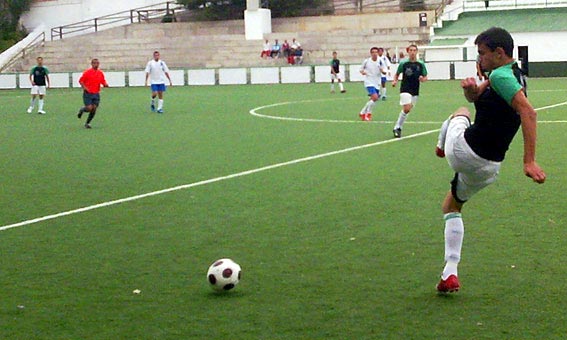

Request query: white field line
[
  {"left": 2, "top": 100, "right": 566, "bottom": 232},
  {"left": 0, "top": 129, "right": 439, "bottom": 232},
  {"left": 249, "top": 99, "right": 440, "bottom": 124},
  {"left": 250, "top": 99, "right": 567, "bottom": 124}
]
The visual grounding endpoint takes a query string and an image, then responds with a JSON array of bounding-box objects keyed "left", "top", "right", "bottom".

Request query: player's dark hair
[
  {"left": 370, "top": 47, "right": 379, "bottom": 53},
  {"left": 475, "top": 27, "right": 514, "bottom": 57},
  {"left": 377, "top": 47, "right": 384, "bottom": 52},
  {"left": 406, "top": 44, "right": 418, "bottom": 52}
]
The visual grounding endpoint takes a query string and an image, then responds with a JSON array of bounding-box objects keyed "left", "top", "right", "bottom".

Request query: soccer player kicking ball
[
  {"left": 435, "top": 27, "right": 546, "bottom": 293},
  {"left": 77, "top": 59, "right": 109, "bottom": 129}
]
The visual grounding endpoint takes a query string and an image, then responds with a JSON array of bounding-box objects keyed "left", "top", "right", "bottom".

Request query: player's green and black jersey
[
  {"left": 30, "top": 66, "right": 49, "bottom": 86},
  {"left": 330, "top": 58, "right": 340, "bottom": 73},
  {"left": 465, "top": 62, "right": 526, "bottom": 162},
  {"left": 396, "top": 60, "right": 427, "bottom": 95}
]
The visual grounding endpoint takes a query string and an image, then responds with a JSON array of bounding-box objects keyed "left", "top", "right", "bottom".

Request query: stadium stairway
[{"left": 12, "top": 13, "right": 432, "bottom": 72}]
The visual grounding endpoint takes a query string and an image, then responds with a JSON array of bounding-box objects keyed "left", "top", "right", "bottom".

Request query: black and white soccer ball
[{"left": 207, "top": 258, "right": 241, "bottom": 291}]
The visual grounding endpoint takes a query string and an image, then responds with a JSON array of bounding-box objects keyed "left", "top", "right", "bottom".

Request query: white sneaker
[
  {"left": 27, "top": 107, "right": 32, "bottom": 113},
  {"left": 38, "top": 110, "right": 46, "bottom": 115}
]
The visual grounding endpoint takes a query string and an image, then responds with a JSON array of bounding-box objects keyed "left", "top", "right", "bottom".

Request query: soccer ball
[{"left": 207, "top": 258, "right": 241, "bottom": 291}]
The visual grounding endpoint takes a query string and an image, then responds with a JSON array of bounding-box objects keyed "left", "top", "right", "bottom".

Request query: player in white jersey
[
  {"left": 358, "top": 47, "right": 386, "bottom": 121},
  {"left": 377, "top": 47, "right": 391, "bottom": 100},
  {"left": 145, "top": 51, "right": 173, "bottom": 113}
]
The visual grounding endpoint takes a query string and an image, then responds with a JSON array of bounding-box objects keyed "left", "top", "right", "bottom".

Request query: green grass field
[{"left": 1, "top": 79, "right": 566, "bottom": 339}]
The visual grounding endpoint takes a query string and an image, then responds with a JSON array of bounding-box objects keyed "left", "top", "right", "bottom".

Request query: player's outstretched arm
[
  {"left": 512, "top": 90, "right": 546, "bottom": 184},
  {"left": 391, "top": 73, "right": 399, "bottom": 87}
]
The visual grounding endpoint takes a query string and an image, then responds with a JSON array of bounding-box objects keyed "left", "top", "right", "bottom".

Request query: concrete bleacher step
[{"left": 13, "top": 13, "right": 431, "bottom": 72}]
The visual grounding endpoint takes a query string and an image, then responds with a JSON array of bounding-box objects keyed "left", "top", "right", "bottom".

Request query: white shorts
[
  {"left": 445, "top": 116, "right": 501, "bottom": 202},
  {"left": 31, "top": 85, "right": 46, "bottom": 95},
  {"left": 399, "top": 92, "right": 418, "bottom": 106},
  {"left": 331, "top": 73, "right": 342, "bottom": 81}
]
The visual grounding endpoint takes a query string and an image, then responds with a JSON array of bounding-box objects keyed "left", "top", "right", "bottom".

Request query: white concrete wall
[
  {"left": 128, "top": 71, "right": 147, "bottom": 87},
  {"left": 454, "top": 61, "right": 477, "bottom": 79},
  {"left": 188, "top": 69, "right": 215, "bottom": 85},
  {"left": 0, "top": 74, "right": 17, "bottom": 89},
  {"left": 21, "top": 0, "right": 167, "bottom": 35},
  {"left": 281, "top": 66, "right": 310, "bottom": 83},
  {"left": 250, "top": 67, "right": 279, "bottom": 84},
  {"left": 314, "top": 65, "right": 346, "bottom": 83},
  {"left": 48, "top": 73, "right": 72, "bottom": 88},
  {"left": 428, "top": 32, "right": 567, "bottom": 63},
  {"left": 0, "top": 58, "right": 559, "bottom": 90},
  {"left": 514, "top": 32, "right": 567, "bottom": 62},
  {"left": 426, "top": 62, "right": 451, "bottom": 80},
  {"left": 219, "top": 68, "right": 247, "bottom": 85}
]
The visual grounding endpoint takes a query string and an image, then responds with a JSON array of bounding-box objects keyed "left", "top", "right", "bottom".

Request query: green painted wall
[{"left": 529, "top": 62, "right": 567, "bottom": 78}]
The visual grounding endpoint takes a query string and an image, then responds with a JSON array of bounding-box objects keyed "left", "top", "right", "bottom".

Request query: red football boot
[{"left": 437, "top": 275, "right": 460, "bottom": 293}]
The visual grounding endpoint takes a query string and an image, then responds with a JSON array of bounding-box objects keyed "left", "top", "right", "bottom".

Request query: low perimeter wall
[{"left": 0, "top": 61, "right": 483, "bottom": 89}]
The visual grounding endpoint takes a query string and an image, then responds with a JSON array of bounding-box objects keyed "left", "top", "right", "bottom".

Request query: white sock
[
  {"left": 158, "top": 99, "right": 164, "bottom": 110},
  {"left": 395, "top": 111, "right": 408, "bottom": 129},
  {"left": 360, "top": 100, "right": 371, "bottom": 114},
  {"left": 339, "top": 82, "right": 344, "bottom": 91},
  {"left": 394, "top": 110, "right": 408, "bottom": 129},
  {"left": 331, "top": 83, "right": 335, "bottom": 91},
  {"left": 381, "top": 86, "right": 387, "bottom": 97},
  {"left": 29, "top": 98, "right": 36, "bottom": 108},
  {"left": 437, "top": 116, "right": 451, "bottom": 150},
  {"left": 361, "top": 100, "right": 376, "bottom": 114},
  {"left": 442, "top": 212, "right": 464, "bottom": 279},
  {"left": 38, "top": 99, "right": 44, "bottom": 111}
]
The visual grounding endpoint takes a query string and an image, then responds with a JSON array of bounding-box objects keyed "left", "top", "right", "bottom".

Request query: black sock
[{"left": 86, "top": 111, "right": 96, "bottom": 124}]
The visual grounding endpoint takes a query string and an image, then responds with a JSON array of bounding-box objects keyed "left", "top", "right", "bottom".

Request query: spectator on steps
[
  {"left": 271, "top": 39, "right": 281, "bottom": 58},
  {"left": 261, "top": 39, "right": 271, "bottom": 59},
  {"left": 282, "top": 40, "right": 290, "bottom": 59},
  {"left": 294, "top": 46, "right": 304, "bottom": 65},
  {"left": 288, "top": 38, "right": 301, "bottom": 64}
]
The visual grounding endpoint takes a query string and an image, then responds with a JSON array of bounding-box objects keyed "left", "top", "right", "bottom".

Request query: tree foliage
[
  {"left": 0, "top": 0, "right": 33, "bottom": 52},
  {"left": 268, "top": 0, "right": 329, "bottom": 17},
  {"left": 177, "top": 0, "right": 246, "bottom": 20},
  {"left": 0, "top": 0, "right": 33, "bottom": 30},
  {"left": 176, "top": 0, "right": 329, "bottom": 20}
]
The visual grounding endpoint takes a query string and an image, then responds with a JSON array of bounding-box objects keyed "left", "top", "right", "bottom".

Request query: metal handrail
[
  {"left": 50, "top": 1, "right": 184, "bottom": 41},
  {"left": 462, "top": 0, "right": 567, "bottom": 11},
  {"left": 0, "top": 31, "right": 46, "bottom": 73}
]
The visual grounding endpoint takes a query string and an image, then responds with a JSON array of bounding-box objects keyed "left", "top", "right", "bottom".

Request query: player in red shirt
[{"left": 77, "top": 58, "right": 109, "bottom": 129}]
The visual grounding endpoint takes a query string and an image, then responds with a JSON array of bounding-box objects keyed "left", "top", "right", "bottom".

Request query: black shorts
[{"left": 83, "top": 92, "right": 100, "bottom": 106}]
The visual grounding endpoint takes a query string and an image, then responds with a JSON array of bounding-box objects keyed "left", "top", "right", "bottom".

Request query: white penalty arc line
[
  {"left": 0, "top": 129, "right": 439, "bottom": 232},
  {"left": 250, "top": 99, "right": 567, "bottom": 124},
  {"left": 250, "top": 99, "right": 441, "bottom": 124}
]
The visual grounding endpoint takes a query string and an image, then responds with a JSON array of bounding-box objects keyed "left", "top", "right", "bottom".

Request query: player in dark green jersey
[
  {"left": 435, "top": 27, "right": 546, "bottom": 294},
  {"left": 391, "top": 45, "right": 428, "bottom": 138},
  {"left": 27, "top": 57, "right": 50, "bottom": 114},
  {"left": 330, "top": 51, "right": 346, "bottom": 93}
]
